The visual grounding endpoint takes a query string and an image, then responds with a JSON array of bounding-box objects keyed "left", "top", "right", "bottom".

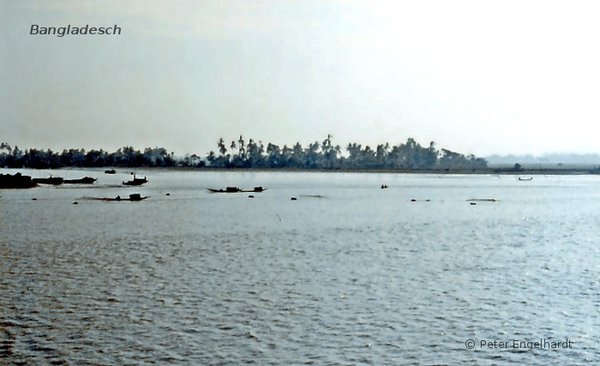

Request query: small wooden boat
[
  {"left": 123, "top": 175, "right": 148, "bottom": 186},
  {"left": 467, "top": 198, "right": 497, "bottom": 202},
  {"left": 518, "top": 177, "right": 533, "bottom": 181},
  {"left": 64, "top": 177, "right": 97, "bottom": 184},
  {"left": 207, "top": 186, "right": 267, "bottom": 193},
  {"left": 32, "top": 176, "right": 64, "bottom": 185},
  {"left": 208, "top": 186, "right": 241, "bottom": 193},
  {"left": 93, "top": 193, "right": 149, "bottom": 202},
  {"left": 0, "top": 173, "right": 37, "bottom": 189},
  {"left": 104, "top": 169, "right": 116, "bottom": 174}
]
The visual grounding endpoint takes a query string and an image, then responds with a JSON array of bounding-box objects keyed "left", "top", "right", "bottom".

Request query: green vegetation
[
  {"left": 0, "top": 143, "right": 179, "bottom": 169},
  {"left": 0, "top": 136, "right": 488, "bottom": 171},
  {"left": 206, "top": 135, "right": 487, "bottom": 171}
]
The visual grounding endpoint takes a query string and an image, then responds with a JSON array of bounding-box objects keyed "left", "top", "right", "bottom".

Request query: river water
[{"left": 1, "top": 169, "right": 599, "bottom": 365}]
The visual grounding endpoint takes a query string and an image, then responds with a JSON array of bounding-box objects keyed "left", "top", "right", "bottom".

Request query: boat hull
[
  {"left": 93, "top": 196, "right": 149, "bottom": 201},
  {"left": 32, "top": 177, "right": 64, "bottom": 185},
  {"left": 0, "top": 173, "right": 37, "bottom": 189},
  {"left": 122, "top": 178, "right": 148, "bottom": 186},
  {"left": 64, "top": 177, "right": 97, "bottom": 184},
  {"left": 207, "top": 186, "right": 267, "bottom": 193},
  {"left": 91, "top": 193, "right": 148, "bottom": 201}
]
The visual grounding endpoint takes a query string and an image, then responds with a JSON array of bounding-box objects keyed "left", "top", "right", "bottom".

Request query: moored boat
[
  {"left": 91, "top": 193, "right": 149, "bottom": 201},
  {"left": 208, "top": 186, "right": 242, "bottom": 193},
  {"left": 32, "top": 176, "right": 64, "bottom": 185},
  {"left": 104, "top": 169, "right": 116, "bottom": 174},
  {"left": 123, "top": 175, "right": 148, "bottom": 186},
  {"left": 0, "top": 173, "right": 37, "bottom": 188},
  {"left": 64, "top": 177, "right": 97, "bottom": 184},
  {"left": 207, "top": 186, "right": 267, "bottom": 193}
]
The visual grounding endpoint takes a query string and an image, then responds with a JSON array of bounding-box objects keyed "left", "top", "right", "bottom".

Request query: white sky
[{"left": 2, "top": 0, "right": 600, "bottom": 156}]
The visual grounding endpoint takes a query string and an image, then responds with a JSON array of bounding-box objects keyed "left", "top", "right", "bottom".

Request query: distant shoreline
[{"left": 4, "top": 166, "right": 600, "bottom": 175}]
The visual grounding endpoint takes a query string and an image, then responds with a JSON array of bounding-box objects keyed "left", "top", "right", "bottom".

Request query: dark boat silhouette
[
  {"left": 64, "top": 177, "right": 97, "bottom": 184},
  {"left": 123, "top": 175, "right": 148, "bottom": 186},
  {"left": 0, "top": 173, "right": 37, "bottom": 188},
  {"left": 32, "top": 176, "right": 64, "bottom": 185},
  {"left": 92, "top": 193, "right": 149, "bottom": 201},
  {"left": 207, "top": 186, "right": 266, "bottom": 193},
  {"left": 518, "top": 177, "right": 533, "bottom": 181},
  {"left": 104, "top": 169, "right": 116, "bottom": 174}
]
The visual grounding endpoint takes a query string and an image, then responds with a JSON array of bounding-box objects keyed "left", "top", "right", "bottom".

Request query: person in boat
[{"left": 116, "top": 195, "right": 121, "bottom": 201}]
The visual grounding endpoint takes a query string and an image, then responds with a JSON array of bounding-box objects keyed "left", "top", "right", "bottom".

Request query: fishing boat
[
  {"left": 104, "top": 169, "right": 116, "bottom": 174},
  {"left": 518, "top": 177, "right": 533, "bottom": 181},
  {"left": 208, "top": 186, "right": 241, "bottom": 193},
  {"left": 122, "top": 175, "right": 148, "bottom": 186},
  {"left": 92, "top": 193, "right": 149, "bottom": 202},
  {"left": 207, "top": 186, "right": 266, "bottom": 193},
  {"left": 64, "top": 177, "right": 97, "bottom": 184},
  {"left": 0, "top": 173, "right": 37, "bottom": 188},
  {"left": 32, "top": 176, "right": 64, "bottom": 185}
]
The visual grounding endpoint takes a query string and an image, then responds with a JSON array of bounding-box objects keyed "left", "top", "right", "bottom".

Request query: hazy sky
[{"left": 2, "top": 0, "right": 600, "bottom": 156}]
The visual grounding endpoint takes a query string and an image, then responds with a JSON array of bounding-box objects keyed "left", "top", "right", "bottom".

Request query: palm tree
[{"left": 218, "top": 138, "right": 227, "bottom": 156}]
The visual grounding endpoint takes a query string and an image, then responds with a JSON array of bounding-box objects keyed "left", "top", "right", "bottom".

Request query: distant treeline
[
  {"left": 206, "top": 136, "right": 487, "bottom": 171},
  {"left": 0, "top": 136, "right": 488, "bottom": 171},
  {"left": 0, "top": 143, "right": 179, "bottom": 169}
]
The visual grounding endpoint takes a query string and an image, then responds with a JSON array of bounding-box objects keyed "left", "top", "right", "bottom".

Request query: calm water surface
[{"left": 1, "top": 169, "right": 600, "bottom": 365}]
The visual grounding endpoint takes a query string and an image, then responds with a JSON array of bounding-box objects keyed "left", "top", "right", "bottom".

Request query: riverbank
[{"left": 4, "top": 165, "right": 600, "bottom": 175}]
